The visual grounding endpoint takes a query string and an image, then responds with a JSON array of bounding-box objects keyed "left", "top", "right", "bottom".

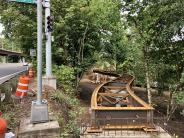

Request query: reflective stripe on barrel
[
  {"left": 18, "top": 83, "right": 28, "bottom": 86},
  {"left": 16, "top": 88, "right": 28, "bottom": 93}
]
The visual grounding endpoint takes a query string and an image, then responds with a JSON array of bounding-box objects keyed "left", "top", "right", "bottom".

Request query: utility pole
[
  {"left": 45, "top": 0, "right": 52, "bottom": 77},
  {"left": 8, "top": 0, "right": 50, "bottom": 124},
  {"left": 31, "top": 0, "right": 49, "bottom": 123},
  {"left": 37, "top": 0, "right": 43, "bottom": 105},
  {"left": 43, "top": 0, "right": 56, "bottom": 90}
]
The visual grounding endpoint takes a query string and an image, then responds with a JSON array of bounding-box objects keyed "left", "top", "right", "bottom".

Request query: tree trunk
[
  {"left": 133, "top": 18, "right": 152, "bottom": 105},
  {"left": 144, "top": 46, "right": 152, "bottom": 105},
  {"left": 75, "top": 73, "right": 80, "bottom": 89},
  {"left": 81, "top": 23, "right": 88, "bottom": 64},
  {"left": 167, "top": 84, "right": 179, "bottom": 121},
  {"left": 145, "top": 59, "right": 152, "bottom": 104}
]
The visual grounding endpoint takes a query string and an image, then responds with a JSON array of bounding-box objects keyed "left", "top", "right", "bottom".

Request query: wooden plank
[
  {"left": 103, "top": 88, "right": 116, "bottom": 94},
  {"left": 87, "top": 128, "right": 103, "bottom": 133},
  {"left": 126, "top": 86, "right": 154, "bottom": 109},
  {"left": 104, "top": 125, "right": 147, "bottom": 130},
  {"left": 93, "top": 69, "right": 120, "bottom": 77},
  {"left": 86, "top": 125, "right": 157, "bottom": 132},
  {"left": 100, "top": 95, "right": 115, "bottom": 105},
  {"left": 143, "top": 128, "right": 157, "bottom": 132},
  {"left": 91, "top": 83, "right": 105, "bottom": 108},
  {"left": 98, "top": 93, "right": 129, "bottom": 97},
  {"left": 98, "top": 95, "right": 130, "bottom": 106},
  {"left": 103, "top": 86, "right": 126, "bottom": 90},
  {"left": 92, "top": 106, "right": 153, "bottom": 110}
]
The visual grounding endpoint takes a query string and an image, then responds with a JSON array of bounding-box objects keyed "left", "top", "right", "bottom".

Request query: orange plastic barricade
[{"left": 15, "top": 76, "right": 30, "bottom": 98}]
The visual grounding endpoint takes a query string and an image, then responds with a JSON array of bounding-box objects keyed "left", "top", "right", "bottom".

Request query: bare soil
[{"left": 0, "top": 80, "right": 55, "bottom": 134}]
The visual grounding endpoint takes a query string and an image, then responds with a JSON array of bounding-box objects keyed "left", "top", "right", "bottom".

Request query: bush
[
  {"left": 51, "top": 90, "right": 83, "bottom": 137},
  {"left": 53, "top": 65, "right": 75, "bottom": 95}
]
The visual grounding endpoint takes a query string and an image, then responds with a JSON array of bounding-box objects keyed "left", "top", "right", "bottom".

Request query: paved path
[{"left": 0, "top": 63, "right": 27, "bottom": 84}]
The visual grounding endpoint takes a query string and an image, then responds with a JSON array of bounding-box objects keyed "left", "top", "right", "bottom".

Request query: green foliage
[
  {"left": 0, "top": 0, "right": 125, "bottom": 77},
  {"left": 0, "top": 79, "right": 18, "bottom": 102},
  {"left": 122, "top": 0, "right": 184, "bottom": 89},
  {"left": 0, "top": 38, "right": 21, "bottom": 51},
  {"left": 0, "top": 102, "right": 19, "bottom": 129},
  {"left": 51, "top": 90, "right": 78, "bottom": 107},
  {"left": 176, "top": 72, "right": 184, "bottom": 104},
  {"left": 0, "top": 0, "right": 37, "bottom": 56},
  {"left": 53, "top": 65, "right": 75, "bottom": 95},
  {"left": 180, "top": 72, "right": 184, "bottom": 84},
  {"left": 176, "top": 92, "right": 184, "bottom": 105},
  {"left": 51, "top": 90, "right": 83, "bottom": 137}
]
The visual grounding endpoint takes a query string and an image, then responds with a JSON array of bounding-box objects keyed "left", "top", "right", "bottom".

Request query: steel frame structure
[{"left": 90, "top": 72, "right": 155, "bottom": 132}]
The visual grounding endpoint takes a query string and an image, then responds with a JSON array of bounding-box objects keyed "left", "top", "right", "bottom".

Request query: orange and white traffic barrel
[
  {"left": 28, "top": 68, "right": 34, "bottom": 78},
  {"left": 0, "top": 112, "right": 7, "bottom": 138},
  {"left": 15, "top": 76, "right": 30, "bottom": 98}
]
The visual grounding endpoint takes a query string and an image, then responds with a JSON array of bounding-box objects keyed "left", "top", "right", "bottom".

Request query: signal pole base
[
  {"left": 42, "top": 75, "right": 57, "bottom": 90},
  {"left": 18, "top": 118, "right": 60, "bottom": 138},
  {"left": 30, "top": 99, "right": 49, "bottom": 124}
]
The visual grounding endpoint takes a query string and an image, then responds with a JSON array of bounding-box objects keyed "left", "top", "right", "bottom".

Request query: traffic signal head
[{"left": 47, "top": 16, "right": 53, "bottom": 32}]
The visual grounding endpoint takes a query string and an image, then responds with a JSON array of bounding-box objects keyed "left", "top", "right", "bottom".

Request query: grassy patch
[{"left": 51, "top": 90, "right": 84, "bottom": 137}]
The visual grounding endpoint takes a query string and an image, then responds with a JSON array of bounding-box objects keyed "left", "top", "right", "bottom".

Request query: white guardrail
[
  {"left": 0, "top": 68, "right": 28, "bottom": 84},
  {"left": 0, "top": 67, "right": 28, "bottom": 101}
]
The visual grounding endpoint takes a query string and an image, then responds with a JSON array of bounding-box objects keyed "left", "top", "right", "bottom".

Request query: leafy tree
[
  {"left": 0, "top": 0, "right": 126, "bottom": 86},
  {"left": 121, "top": 0, "right": 184, "bottom": 104},
  {"left": 0, "top": 1, "right": 37, "bottom": 58}
]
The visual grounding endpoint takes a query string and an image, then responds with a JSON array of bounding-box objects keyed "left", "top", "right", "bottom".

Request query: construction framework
[{"left": 90, "top": 72, "right": 155, "bottom": 132}]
